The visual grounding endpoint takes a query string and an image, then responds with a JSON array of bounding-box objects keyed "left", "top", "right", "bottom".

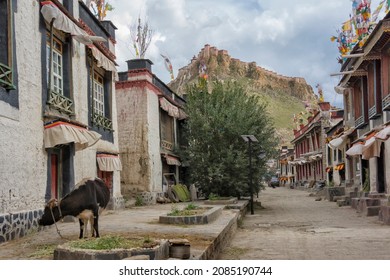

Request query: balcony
[
  {"left": 92, "top": 112, "right": 113, "bottom": 131},
  {"left": 0, "top": 62, "right": 16, "bottom": 90},
  {"left": 161, "top": 140, "right": 173, "bottom": 151},
  {"left": 47, "top": 89, "right": 74, "bottom": 115},
  {"left": 383, "top": 94, "right": 390, "bottom": 111},
  {"left": 355, "top": 115, "right": 365, "bottom": 128},
  {"left": 368, "top": 105, "right": 380, "bottom": 119}
]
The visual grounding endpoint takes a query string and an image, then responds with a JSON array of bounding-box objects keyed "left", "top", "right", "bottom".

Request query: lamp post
[{"left": 241, "top": 135, "right": 258, "bottom": 215}]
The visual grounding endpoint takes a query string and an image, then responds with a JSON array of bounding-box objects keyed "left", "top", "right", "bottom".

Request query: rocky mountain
[{"left": 168, "top": 44, "right": 316, "bottom": 145}]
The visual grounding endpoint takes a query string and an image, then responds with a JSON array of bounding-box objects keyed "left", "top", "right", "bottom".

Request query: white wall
[
  {"left": 0, "top": 1, "right": 47, "bottom": 214},
  {"left": 146, "top": 88, "right": 162, "bottom": 193}
]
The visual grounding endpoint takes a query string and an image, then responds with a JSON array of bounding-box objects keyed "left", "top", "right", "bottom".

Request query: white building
[
  {"left": 116, "top": 59, "right": 187, "bottom": 204},
  {"left": 0, "top": 0, "right": 123, "bottom": 243}
]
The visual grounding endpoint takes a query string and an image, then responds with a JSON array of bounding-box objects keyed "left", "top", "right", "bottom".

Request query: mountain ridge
[{"left": 168, "top": 44, "right": 316, "bottom": 145}]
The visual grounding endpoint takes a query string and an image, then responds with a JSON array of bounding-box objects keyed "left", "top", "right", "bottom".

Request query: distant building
[
  {"left": 278, "top": 146, "right": 295, "bottom": 187},
  {"left": 290, "top": 102, "right": 343, "bottom": 187}
]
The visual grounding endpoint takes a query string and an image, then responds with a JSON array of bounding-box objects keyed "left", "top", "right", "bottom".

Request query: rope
[{"left": 49, "top": 202, "right": 69, "bottom": 240}]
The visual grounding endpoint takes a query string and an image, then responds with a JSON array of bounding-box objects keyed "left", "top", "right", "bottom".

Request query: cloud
[{"left": 105, "top": 0, "right": 384, "bottom": 107}]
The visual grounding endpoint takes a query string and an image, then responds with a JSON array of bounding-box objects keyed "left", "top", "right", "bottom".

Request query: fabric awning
[
  {"left": 178, "top": 108, "right": 188, "bottom": 120},
  {"left": 97, "top": 154, "right": 122, "bottom": 171},
  {"left": 90, "top": 46, "right": 118, "bottom": 80},
  {"left": 44, "top": 121, "right": 101, "bottom": 150},
  {"left": 309, "top": 154, "right": 322, "bottom": 161},
  {"left": 346, "top": 130, "right": 382, "bottom": 159},
  {"left": 328, "top": 127, "right": 355, "bottom": 149},
  {"left": 361, "top": 136, "right": 381, "bottom": 159},
  {"left": 160, "top": 97, "right": 180, "bottom": 118},
  {"left": 375, "top": 125, "right": 390, "bottom": 140},
  {"left": 346, "top": 142, "right": 364, "bottom": 157},
  {"left": 164, "top": 155, "right": 181, "bottom": 166},
  {"left": 41, "top": 2, "right": 105, "bottom": 45}
]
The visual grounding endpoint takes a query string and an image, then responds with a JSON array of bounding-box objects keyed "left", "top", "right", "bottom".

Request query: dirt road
[{"left": 218, "top": 187, "right": 390, "bottom": 260}]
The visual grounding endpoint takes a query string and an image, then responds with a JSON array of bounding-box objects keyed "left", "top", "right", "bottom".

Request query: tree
[{"left": 181, "top": 80, "right": 278, "bottom": 198}]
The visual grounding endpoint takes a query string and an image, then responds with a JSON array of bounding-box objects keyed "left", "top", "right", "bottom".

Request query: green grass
[
  {"left": 26, "top": 244, "right": 57, "bottom": 259},
  {"left": 167, "top": 204, "right": 205, "bottom": 216},
  {"left": 67, "top": 235, "right": 157, "bottom": 250}
]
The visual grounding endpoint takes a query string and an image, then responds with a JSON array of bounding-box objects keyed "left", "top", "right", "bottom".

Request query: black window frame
[
  {"left": 0, "top": 0, "right": 18, "bottom": 108},
  {"left": 87, "top": 52, "right": 114, "bottom": 142}
]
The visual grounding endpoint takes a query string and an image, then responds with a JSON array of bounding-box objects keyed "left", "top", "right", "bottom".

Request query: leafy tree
[{"left": 181, "top": 80, "right": 277, "bottom": 198}]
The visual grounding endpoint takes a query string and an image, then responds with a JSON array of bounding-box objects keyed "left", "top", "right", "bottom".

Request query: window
[
  {"left": 337, "top": 149, "right": 342, "bottom": 163},
  {"left": 0, "top": 0, "right": 16, "bottom": 91},
  {"left": 367, "top": 60, "right": 382, "bottom": 118},
  {"left": 47, "top": 37, "right": 63, "bottom": 95},
  {"left": 45, "top": 31, "right": 73, "bottom": 116},
  {"left": 89, "top": 62, "right": 112, "bottom": 132},
  {"left": 160, "top": 110, "right": 174, "bottom": 144},
  {"left": 93, "top": 71, "right": 104, "bottom": 116}
]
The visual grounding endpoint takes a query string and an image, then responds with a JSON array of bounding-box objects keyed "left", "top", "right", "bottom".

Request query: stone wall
[{"left": 0, "top": 209, "right": 43, "bottom": 244}]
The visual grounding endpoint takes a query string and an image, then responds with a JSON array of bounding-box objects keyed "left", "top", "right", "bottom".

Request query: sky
[{"left": 102, "top": 0, "right": 386, "bottom": 108}]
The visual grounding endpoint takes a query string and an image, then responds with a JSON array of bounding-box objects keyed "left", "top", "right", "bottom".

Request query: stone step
[
  {"left": 366, "top": 206, "right": 381, "bottom": 217},
  {"left": 356, "top": 197, "right": 382, "bottom": 216},
  {"left": 337, "top": 199, "right": 349, "bottom": 207},
  {"left": 368, "top": 193, "right": 386, "bottom": 199},
  {"left": 379, "top": 205, "right": 390, "bottom": 225},
  {"left": 348, "top": 191, "right": 358, "bottom": 198},
  {"left": 325, "top": 187, "right": 346, "bottom": 202},
  {"left": 333, "top": 195, "right": 345, "bottom": 202}
]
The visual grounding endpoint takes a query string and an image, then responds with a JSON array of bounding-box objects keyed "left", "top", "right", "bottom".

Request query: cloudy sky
[{"left": 103, "top": 0, "right": 385, "bottom": 107}]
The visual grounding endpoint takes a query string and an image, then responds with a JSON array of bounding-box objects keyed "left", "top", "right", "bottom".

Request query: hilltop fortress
[{"left": 169, "top": 44, "right": 314, "bottom": 101}]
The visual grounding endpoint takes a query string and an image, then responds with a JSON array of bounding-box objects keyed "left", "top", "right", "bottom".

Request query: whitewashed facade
[
  {"left": 116, "top": 59, "right": 187, "bottom": 204},
  {"left": 0, "top": 0, "right": 123, "bottom": 243}
]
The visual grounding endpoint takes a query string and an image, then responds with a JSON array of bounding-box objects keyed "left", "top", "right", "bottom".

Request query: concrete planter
[
  {"left": 53, "top": 240, "right": 170, "bottom": 260},
  {"left": 159, "top": 206, "right": 222, "bottom": 225},
  {"left": 204, "top": 197, "right": 237, "bottom": 205}
]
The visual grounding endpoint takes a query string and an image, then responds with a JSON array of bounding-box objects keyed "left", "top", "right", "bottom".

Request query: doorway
[{"left": 377, "top": 142, "right": 385, "bottom": 193}]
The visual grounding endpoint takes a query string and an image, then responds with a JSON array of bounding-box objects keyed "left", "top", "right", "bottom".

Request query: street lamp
[{"left": 241, "top": 135, "right": 258, "bottom": 215}]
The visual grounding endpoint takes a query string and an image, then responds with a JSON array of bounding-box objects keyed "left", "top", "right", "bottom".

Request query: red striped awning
[{"left": 44, "top": 121, "right": 101, "bottom": 151}]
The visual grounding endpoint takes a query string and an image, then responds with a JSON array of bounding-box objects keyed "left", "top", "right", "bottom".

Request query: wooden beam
[
  {"left": 330, "top": 71, "right": 355, "bottom": 76},
  {"left": 341, "top": 53, "right": 364, "bottom": 58}
]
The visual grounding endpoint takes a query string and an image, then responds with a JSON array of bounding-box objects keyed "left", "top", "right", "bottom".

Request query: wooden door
[{"left": 98, "top": 170, "right": 113, "bottom": 196}]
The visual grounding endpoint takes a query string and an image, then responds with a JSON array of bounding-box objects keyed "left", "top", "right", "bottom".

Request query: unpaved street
[{"left": 218, "top": 187, "right": 390, "bottom": 260}]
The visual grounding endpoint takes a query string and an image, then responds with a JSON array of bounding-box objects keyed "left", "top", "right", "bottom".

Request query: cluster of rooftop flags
[{"left": 331, "top": 0, "right": 390, "bottom": 58}]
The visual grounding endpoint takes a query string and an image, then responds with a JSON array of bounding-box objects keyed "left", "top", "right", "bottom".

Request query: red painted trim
[
  {"left": 127, "top": 69, "right": 153, "bottom": 77},
  {"left": 40, "top": 1, "right": 54, "bottom": 6},
  {"left": 115, "top": 80, "right": 161, "bottom": 95},
  {"left": 96, "top": 154, "right": 119, "bottom": 158},
  {"left": 44, "top": 121, "right": 87, "bottom": 130}
]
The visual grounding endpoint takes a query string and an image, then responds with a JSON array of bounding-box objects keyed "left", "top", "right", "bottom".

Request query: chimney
[{"left": 126, "top": 59, "right": 153, "bottom": 72}]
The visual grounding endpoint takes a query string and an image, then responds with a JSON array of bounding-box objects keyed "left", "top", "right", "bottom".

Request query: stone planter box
[
  {"left": 53, "top": 240, "right": 170, "bottom": 260},
  {"left": 325, "top": 187, "right": 345, "bottom": 202},
  {"left": 159, "top": 206, "right": 222, "bottom": 225},
  {"left": 204, "top": 197, "right": 237, "bottom": 205}
]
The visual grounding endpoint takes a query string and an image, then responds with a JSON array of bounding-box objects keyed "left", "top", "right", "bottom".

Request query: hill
[{"left": 168, "top": 44, "right": 316, "bottom": 145}]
